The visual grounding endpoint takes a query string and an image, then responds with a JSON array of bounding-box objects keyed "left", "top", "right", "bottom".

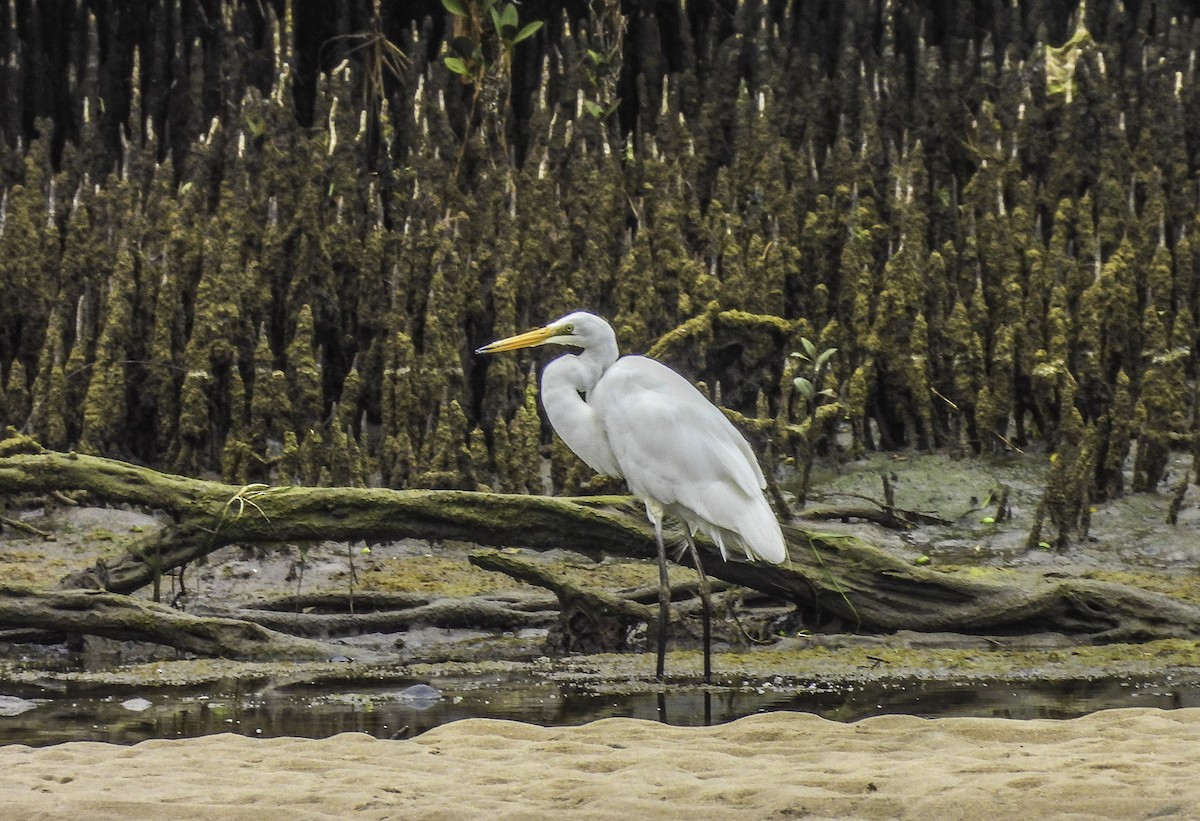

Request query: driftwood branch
[
  {"left": 796, "top": 505, "right": 920, "bottom": 530},
  {"left": 797, "top": 493, "right": 955, "bottom": 530},
  {"left": 0, "top": 515, "right": 53, "bottom": 538}
]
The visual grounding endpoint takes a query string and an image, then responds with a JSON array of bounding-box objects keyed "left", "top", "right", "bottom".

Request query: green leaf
[
  {"left": 440, "top": 0, "right": 468, "bottom": 16},
  {"left": 793, "top": 377, "right": 815, "bottom": 400},
  {"left": 443, "top": 56, "right": 470, "bottom": 76},
  {"left": 500, "top": 3, "right": 519, "bottom": 29},
  {"left": 489, "top": 6, "right": 503, "bottom": 33},
  {"left": 583, "top": 100, "right": 604, "bottom": 118},
  {"left": 816, "top": 347, "right": 838, "bottom": 369},
  {"left": 801, "top": 337, "right": 818, "bottom": 360},
  {"left": 512, "top": 20, "right": 543, "bottom": 44}
]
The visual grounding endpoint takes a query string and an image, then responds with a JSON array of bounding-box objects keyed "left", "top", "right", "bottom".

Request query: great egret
[{"left": 476, "top": 311, "right": 787, "bottom": 682}]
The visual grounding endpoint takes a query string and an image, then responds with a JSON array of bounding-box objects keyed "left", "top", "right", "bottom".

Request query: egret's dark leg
[
  {"left": 653, "top": 522, "right": 670, "bottom": 682},
  {"left": 684, "top": 535, "right": 713, "bottom": 685}
]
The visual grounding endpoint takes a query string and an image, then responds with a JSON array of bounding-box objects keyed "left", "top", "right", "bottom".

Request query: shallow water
[{"left": 2, "top": 674, "right": 1198, "bottom": 747}]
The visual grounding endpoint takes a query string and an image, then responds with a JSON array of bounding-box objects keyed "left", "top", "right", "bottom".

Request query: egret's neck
[
  {"left": 547, "top": 335, "right": 619, "bottom": 394},
  {"left": 536, "top": 338, "right": 622, "bottom": 477}
]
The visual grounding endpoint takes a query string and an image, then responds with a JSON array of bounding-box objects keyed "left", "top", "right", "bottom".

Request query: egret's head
[{"left": 476, "top": 311, "right": 614, "bottom": 355}]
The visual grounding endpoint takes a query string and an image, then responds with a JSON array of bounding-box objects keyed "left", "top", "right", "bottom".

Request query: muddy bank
[{"left": 2, "top": 451, "right": 1199, "bottom": 715}]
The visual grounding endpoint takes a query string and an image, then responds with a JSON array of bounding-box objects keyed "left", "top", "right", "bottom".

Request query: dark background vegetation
[{"left": 1, "top": 0, "right": 1198, "bottom": 545}]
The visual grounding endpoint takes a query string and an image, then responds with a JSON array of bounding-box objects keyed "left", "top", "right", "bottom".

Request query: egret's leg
[
  {"left": 643, "top": 501, "right": 672, "bottom": 683},
  {"left": 652, "top": 520, "right": 670, "bottom": 682},
  {"left": 684, "top": 535, "right": 713, "bottom": 685}
]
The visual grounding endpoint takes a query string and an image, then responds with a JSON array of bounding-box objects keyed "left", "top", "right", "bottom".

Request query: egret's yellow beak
[{"left": 476, "top": 324, "right": 560, "bottom": 354}]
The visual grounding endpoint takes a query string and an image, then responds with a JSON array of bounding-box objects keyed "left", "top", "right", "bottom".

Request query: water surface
[{"left": 2, "top": 674, "right": 1197, "bottom": 747}]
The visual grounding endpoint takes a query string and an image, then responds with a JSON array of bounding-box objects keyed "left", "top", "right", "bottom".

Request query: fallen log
[
  {"left": 197, "top": 598, "right": 558, "bottom": 638},
  {"left": 0, "top": 586, "right": 341, "bottom": 660},
  {"left": 0, "top": 451, "right": 652, "bottom": 594},
  {"left": 251, "top": 590, "right": 561, "bottom": 615},
  {"left": 251, "top": 592, "right": 437, "bottom": 612}
]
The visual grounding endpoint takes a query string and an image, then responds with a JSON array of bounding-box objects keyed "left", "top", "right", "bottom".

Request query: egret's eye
[{"left": 564, "top": 324, "right": 574, "bottom": 334}]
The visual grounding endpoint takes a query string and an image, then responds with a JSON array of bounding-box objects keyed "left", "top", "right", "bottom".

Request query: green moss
[
  {"left": 286, "top": 305, "right": 323, "bottom": 433},
  {"left": 279, "top": 430, "right": 302, "bottom": 484},
  {"left": 173, "top": 344, "right": 212, "bottom": 475},
  {"left": 30, "top": 306, "right": 69, "bottom": 450},
  {"left": 250, "top": 328, "right": 292, "bottom": 448},
  {"left": 79, "top": 242, "right": 136, "bottom": 455},
  {"left": 335, "top": 359, "right": 362, "bottom": 433}
]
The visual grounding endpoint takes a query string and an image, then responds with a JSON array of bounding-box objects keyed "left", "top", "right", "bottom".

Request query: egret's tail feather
[
  {"left": 670, "top": 493, "right": 786, "bottom": 565},
  {"left": 734, "top": 498, "right": 787, "bottom": 564}
]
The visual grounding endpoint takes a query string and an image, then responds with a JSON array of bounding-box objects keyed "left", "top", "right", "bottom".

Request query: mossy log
[
  {"left": 470, "top": 548, "right": 656, "bottom": 653},
  {"left": 0, "top": 586, "right": 339, "bottom": 660},
  {"left": 4, "top": 450, "right": 1200, "bottom": 645},
  {"left": 251, "top": 590, "right": 561, "bottom": 614},
  {"left": 196, "top": 597, "right": 559, "bottom": 638}
]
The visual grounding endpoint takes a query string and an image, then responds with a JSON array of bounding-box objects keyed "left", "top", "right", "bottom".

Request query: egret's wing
[{"left": 591, "top": 356, "right": 784, "bottom": 563}]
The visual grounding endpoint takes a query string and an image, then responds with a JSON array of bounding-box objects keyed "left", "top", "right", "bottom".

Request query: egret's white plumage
[
  {"left": 478, "top": 311, "right": 787, "bottom": 682},
  {"left": 478, "top": 311, "right": 785, "bottom": 566},
  {"left": 591, "top": 355, "right": 786, "bottom": 565}
]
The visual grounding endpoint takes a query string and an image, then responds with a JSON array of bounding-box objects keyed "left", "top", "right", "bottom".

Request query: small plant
[
  {"left": 788, "top": 338, "right": 840, "bottom": 507},
  {"left": 442, "top": 0, "right": 542, "bottom": 86},
  {"left": 580, "top": 0, "right": 625, "bottom": 121},
  {"left": 791, "top": 338, "right": 838, "bottom": 407},
  {"left": 441, "top": 0, "right": 542, "bottom": 170}
]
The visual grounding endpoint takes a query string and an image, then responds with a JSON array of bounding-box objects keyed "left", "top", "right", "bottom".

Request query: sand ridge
[{"left": 0, "top": 707, "right": 1197, "bottom": 820}]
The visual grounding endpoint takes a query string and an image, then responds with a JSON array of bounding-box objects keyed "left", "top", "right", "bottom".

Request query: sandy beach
[{"left": 0, "top": 706, "right": 1195, "bottom": 820}]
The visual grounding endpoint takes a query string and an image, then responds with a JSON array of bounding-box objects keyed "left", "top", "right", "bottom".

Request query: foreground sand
[{"left": 0, "top": 707, "right": 1197, "bottom": 820}]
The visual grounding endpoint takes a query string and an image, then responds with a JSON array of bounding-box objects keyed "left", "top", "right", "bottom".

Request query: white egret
[{"left": 476, "top": 311, "right": 787, "bottom": 682}]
